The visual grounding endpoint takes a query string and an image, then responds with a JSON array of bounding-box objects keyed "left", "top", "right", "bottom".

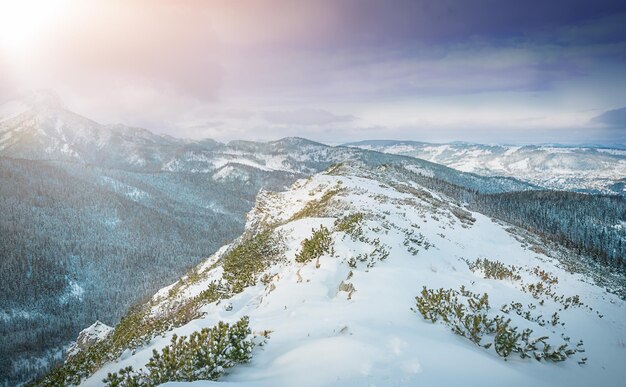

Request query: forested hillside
[
  {"left": 0, "top": 157, "right": 297, "bottom": 383},
  {"left": 473, "top": 191, "right": 626, "bottom": 267}
]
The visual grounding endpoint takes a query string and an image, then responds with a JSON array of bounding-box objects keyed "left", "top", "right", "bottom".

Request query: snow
[
  {"left": 81, "top": 321, "right": 112, "bottom": 343},
  {"left": 212, "top": 165, "right": 250, "bottom": 182},
  {"left": 212, "top": 157, "right": 273, "bottom": 172},
  {"left": 81, "top": 166, "right": 626, "bottom": 387},
  {"left": 126, "top": 152, "right": 147, "bottom": 166},
  {"left": 349, "top": 141, "right": 626, "bottom": 194},
  {"left": 69, "top": 281, "right": 85, "bottom": 299},
  {"left": 597, "top": 148, "right": 626, "bottom": 156},
  {"left": 0, "top": 130, "right": 16, "bottom": 150},
  {"left": 67, "top": 321, "right": 113, "bottom": 358},
  {"left": 212, "top": 155, "right": 298, "bottom": 174},
  {"left": 262, "top": 154, "right": 289, "bottom": 170},
  {"left": 509, "top": 158, "right": 530, "bottom": 170},
  {"left": 59, "top": 280, "right": 85, "bottom": 304},
  {"left": 504, "top": 146, "right": 522, "bottom": 156},
  {"left": 422, "top": 144, "right": 450, "bottom": 158},
  {"left": 0, "top": 309, "right": 44, "bottom": 322}
]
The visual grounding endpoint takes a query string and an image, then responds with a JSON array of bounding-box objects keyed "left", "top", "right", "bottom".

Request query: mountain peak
[
  {"left": 270, "top": 137, "right": 327, "bottom": 148},
  {"left": 0, "top": 90, "right": 66, "bottom": 123},
  {"left": 19, "top": 89, "right": 65, "bottom": 110}
]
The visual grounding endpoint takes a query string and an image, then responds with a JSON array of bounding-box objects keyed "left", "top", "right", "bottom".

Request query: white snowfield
[{"left": 83, "top": 165, "right": 626, "bottom": 387}]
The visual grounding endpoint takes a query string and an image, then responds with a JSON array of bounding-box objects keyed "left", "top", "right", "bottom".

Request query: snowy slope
[
  {"left": 345, "top": 140, "right": 626, "bottom": 195},
  {"left": 76, "top": 163, "right": 626, "bottom": 387}
]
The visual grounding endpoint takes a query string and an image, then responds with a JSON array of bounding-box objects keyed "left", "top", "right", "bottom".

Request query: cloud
[
  {"left": 8, "top": 0, "right": 624, "bottom": 105},
  {"left": 591, "top": 107, "right": 626, "bottom": 129},
  {"left": 262, "top": 109, "right": 355, "bottom": 126},
  {"left": 2, "top": 0, "right": 626, "bottom": 145}
]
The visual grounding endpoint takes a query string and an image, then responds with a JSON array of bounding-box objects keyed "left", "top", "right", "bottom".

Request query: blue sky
[{"left": 1, "top": 0, "right": 625, "bottom": 144}]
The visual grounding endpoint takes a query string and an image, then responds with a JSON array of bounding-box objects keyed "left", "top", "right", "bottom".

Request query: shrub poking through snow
[
  {"left": 467, "top": 258, "right": 522, "bottom": 281},
  {"left": 289, "top": 188, "right": 344, "bottom": 221},
  {"left": 38, "top": 282, "right": 232, "bottom": 387},
  {"left": 103, "top": 316, "right": 254, "bottom": 386},
  {"left": 325, "top": 163, "right": 344, "bottom": 175},
  {"left": 38, "top": 233, "right": 278, "bottom": 387},
  {"left": 334, "top": 213, "right": 364, "bottom": 238},
  {"left": 414, "top": 286, "right": 584, "bottom": 362},
  {"left": 531, "top": 266, "right": 559, "bottom": 285},
  {"left": 295, "top": 226, "right": 333, "bottom": 263},
  {"left": 403, "top": 230, "right": 433, "bottom": 255},
  {"left": 222, "top": 229, "right": 284, "bottom": 293},
  {"left": 347, "top": 237, "right": 390, "bottom": 269},
  {"left": 463, "top": 258, "right": 586, "bottom": 311}
]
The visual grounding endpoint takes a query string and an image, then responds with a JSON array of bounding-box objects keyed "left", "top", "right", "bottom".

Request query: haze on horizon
[{"left": 0, "top": 0, "right": 625, "bottom": 145}]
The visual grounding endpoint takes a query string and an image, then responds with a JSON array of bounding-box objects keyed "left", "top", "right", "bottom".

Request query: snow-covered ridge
[{"left": 75, "top": 164, "right": 625, "bottom": 387}]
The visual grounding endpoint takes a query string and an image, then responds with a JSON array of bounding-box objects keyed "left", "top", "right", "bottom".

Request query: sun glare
[{"left": 0, "top": 0, "right": 69, "bottom": 55}]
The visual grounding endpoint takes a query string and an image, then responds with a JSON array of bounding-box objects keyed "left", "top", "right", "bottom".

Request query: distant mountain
[
  {"left": 0, "top": 93, "right": 535, "bottom": 195},
  {"left": 344, "top": 140, "right": 626, "bottom": 195},
  {"left": 0, "top": 91, "right": 184, "bottom": 169},
  {"left": 0, "top": 92, "right": 361, "bottom": 178}
]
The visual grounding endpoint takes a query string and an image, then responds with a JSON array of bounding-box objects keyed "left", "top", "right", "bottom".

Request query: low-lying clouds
[
  {"left": 263, "top": 109, "right": 355, "bottom": 126},
  {"left": 1, "top": 0, "right": 625, "bottom": 144},
  {"left": 592, "top": 107, "right": 626, "bottom": 129}
]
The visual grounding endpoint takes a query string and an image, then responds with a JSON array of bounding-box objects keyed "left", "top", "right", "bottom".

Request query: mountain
[
  {"left": 0, "top": 92, "right": 539, "bottom": 193},
  {"left": 40, "top": 162, "right": 626, "bottom": 387},
  {"left": 4, "top": 93, "right": 623, "bottom": 385},
  {"left": 0, "top": 93, "right": 536, "bottom": 385},
  {"left": 0, "top": 92, "right": 349, "bottom": 175},
  {"left": 0, "top": 91, "right": 183, "bottom": 169},
  {"left": 344, "top": 140, "right": 626, "bottom": 195}
]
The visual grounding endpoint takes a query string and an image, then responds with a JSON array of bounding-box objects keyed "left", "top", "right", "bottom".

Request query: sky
[{"left": 0, "top": 0, "right": 625, "bottom": 145}]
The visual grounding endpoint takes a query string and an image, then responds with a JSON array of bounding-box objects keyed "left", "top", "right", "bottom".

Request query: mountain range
[
  {"left": 0, "top": 92, "right": 624, "bottom": 386},
  {"left": 345, "top": 140, "right": 626, "bottom": 195},
  {"left": 0, "top": 92, "right": 529, "bottom": 385}
]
